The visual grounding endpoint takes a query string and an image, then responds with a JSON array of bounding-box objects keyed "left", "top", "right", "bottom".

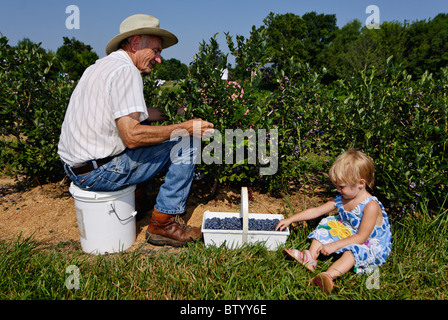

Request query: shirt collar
[{"left": 113, "top": 49, "right": 134, "bottom": 64}]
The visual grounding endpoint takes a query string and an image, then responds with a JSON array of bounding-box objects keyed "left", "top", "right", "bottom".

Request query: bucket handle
[{"left": 109, "top": 202, "right": 137, "bottom": 222}]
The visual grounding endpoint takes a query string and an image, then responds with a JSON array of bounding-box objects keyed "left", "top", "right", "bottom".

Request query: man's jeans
[{"left": 64, "top": 136, "right": 198, "bottom": 215}]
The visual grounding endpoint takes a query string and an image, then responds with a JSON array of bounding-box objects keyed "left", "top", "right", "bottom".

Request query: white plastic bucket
[{"left": 69, "top": 183, "right": 137, "bottom": 255}]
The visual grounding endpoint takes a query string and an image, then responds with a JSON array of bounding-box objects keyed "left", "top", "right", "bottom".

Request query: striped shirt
[{"left": 58, "top": 49, "right": 149, "bottom": 166}]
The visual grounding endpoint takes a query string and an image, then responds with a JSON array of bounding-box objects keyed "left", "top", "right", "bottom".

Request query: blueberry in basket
[{"left": 204, "top": 217, "right": 280, "bottom": 231}]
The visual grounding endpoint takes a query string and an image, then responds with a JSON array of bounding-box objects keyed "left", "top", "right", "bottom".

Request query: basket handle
[{"left": 241, "top": 187, "right": 249, "bottom": 243}]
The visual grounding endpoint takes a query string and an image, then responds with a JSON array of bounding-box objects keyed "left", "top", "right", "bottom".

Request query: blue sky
[{"left": 1, "top": 0, "right": 447, "bottom": 65}]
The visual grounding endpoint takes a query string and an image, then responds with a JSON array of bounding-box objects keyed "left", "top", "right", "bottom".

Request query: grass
[{"left": 0, "top": 203, "right": 447, "bottom": 301}]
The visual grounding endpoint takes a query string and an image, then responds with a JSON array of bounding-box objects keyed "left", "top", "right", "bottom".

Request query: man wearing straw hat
[{"left": 58, "top": 14, "right": 214, "bottom": 247}]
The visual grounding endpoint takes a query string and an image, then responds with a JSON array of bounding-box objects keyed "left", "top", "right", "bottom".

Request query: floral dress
[{"left": 308, "top": 194, "right": 392, "bottom": 274}]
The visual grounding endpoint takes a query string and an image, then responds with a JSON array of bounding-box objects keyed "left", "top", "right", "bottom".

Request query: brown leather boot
[{"left": 145, "top": 209, "right": 202, "bottom": 247}]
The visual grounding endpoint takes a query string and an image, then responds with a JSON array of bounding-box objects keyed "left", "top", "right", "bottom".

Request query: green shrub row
[
  {"left": 0, "top": 36, "right": 74, "bottom": 184},
  {"left": 1, "top": 34, "right": 447, "bottom": 218},
  {"left": 146, "top": 36, "right": 447, "bottom": 218}
]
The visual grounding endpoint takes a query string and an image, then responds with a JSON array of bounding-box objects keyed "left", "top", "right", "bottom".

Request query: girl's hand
[
  {"left": 275, "top": 218, "right": 291, "bottom": 231},
  {"left": 317, "top": 242, "right": 339, "bottom": 256}
]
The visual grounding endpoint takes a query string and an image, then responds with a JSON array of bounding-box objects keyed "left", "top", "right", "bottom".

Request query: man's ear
[{"left": 129, "top": 35, "right": 142, "bottom": 53}]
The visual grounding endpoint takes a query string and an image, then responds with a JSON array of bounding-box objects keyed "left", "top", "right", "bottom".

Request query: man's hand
[{"left": 182, "top": 119, "right": 214, "bottom": 139}]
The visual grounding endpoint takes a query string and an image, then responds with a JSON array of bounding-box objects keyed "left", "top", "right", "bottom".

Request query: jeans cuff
[{"left": 154, "top": 205, "right": 185, "bottom": 215}]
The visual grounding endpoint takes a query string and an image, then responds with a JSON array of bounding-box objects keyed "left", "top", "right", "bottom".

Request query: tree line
[
  {"left": 4, "top": 11, "right": 448, "bottom": 83},
  {"left": 229, "top": 11, "right": 448, "bottom": 82},
  {"left": 3, "top": 11, "right": 447, "bottom": 83}
]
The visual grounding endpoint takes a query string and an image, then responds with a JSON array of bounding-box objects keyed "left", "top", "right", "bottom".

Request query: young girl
[{"left": 276, "top": 150, "right": 392, "bottom": 293}]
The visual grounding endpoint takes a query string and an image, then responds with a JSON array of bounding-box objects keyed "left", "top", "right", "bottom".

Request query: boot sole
[{"left": 146, "top": 231, "right": 193, "bottom": 247}]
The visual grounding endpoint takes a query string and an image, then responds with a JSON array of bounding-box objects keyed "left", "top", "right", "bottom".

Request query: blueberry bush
[
  {"left": 145, "top": 33, "right": 447, "bottom": 218},
  {"left": 1, "top": 32, "right": 447, "bottom": 219},
  {"left": 0, "top": 36, "right": 73, "bottom": 184}
]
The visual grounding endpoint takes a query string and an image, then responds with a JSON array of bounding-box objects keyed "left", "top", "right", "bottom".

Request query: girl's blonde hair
[{"left": 328, "top": 149, "right": 375, "bottom": 189}]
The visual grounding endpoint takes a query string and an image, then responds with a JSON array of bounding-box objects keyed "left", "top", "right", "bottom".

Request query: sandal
[
  {"left": 310, "top": 272, "right": 334, "bottom": 293},
  {"left": 282, "top": 249, "right": 317, "bottom": 272}
]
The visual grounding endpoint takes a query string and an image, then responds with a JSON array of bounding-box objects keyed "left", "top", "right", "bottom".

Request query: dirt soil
[{"left": 0, "top": 175, "right": 330, "bottom": 253}]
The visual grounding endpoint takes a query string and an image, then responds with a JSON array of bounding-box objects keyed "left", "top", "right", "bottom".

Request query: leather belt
[{"left": 70, "top": 156, "right": 115, "bottom": 175}]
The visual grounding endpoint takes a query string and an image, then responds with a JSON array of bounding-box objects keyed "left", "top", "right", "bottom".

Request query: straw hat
[{"left": 106, "top": 14, "right": 178, "bottom": 55}]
